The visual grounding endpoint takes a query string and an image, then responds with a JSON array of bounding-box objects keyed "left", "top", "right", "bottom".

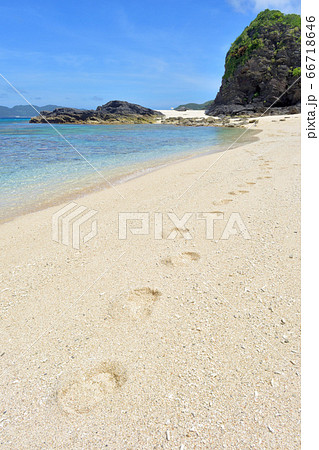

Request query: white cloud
[{"left": 228, "top": 0, "right": 300, "bottom": 14}]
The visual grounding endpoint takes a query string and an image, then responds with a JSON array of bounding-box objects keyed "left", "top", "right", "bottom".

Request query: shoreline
[{"left": 0, "top": 125, "right": 259, "bottom": 225}]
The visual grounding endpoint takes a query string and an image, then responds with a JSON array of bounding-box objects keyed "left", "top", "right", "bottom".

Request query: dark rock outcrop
[
  {"left": 30, "top": 101, "right": 163, "bottom": 124},
  {"left": 30, "top": 108, "right": 96, "bottom": 124},
  {"left": 159, "top": 116, "right": 248, "bottom": 127},
  {"left": 206, "top": 9, "right": 301, "bottom": 116},
  {"left": 96, "top": 100, "right": 162, "bottom": 117}
]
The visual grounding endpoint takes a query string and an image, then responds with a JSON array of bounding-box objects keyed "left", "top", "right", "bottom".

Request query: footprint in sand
[
  {"left": 246, "top": 182, "right": 256, "bottom": 185},
  {"left": 213, "top": 199, "right": 233, "bottom": 205},
  {"left": 161, "top": 251, "right": 201, "bottom": 267},
  {"left": 57, "top": 361, "right": 127, "bottom": 414},
  {"left": 228, "top": 191, "right": 237, "bottom": 196},
  {"left": 112, "top": 287, "right": 162, "bottom": 321},
  {"left": 167, "top": 227, "right": 192, "bottom": 240},
  {"left": 245, "top": 150, "right": 256, "bottom": 155},
  {"left": 238, "top": 190, "right": 249, "bottom": 194}
]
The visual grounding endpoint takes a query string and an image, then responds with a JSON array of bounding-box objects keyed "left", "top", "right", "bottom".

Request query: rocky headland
[
  {"left": 30, "top": 100, "right": 163, "bottom": 124},
  {"left": 206, "top": 9, "right": 301, "bottom": 116}
]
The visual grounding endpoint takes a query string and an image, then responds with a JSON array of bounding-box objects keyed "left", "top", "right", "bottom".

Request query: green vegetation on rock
[
  {"left": 206, "top": 8, "right": 301, "bottom": 116},
  {"left": 224, "top": 9, "right": 301, "bottom": 80},
  {"left": 292, "top": 67, "right": 301, "bottom": 77}
]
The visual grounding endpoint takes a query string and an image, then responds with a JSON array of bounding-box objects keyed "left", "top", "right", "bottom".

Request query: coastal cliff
[
  {"left": 30, "top": 100, "right": 163, "bottom": 124},
  {"left": 206, "top": 9, "right": 301, "bottom": 116}
]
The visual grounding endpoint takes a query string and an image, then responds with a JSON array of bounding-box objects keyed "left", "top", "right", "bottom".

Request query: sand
[
  {"left": 0, "top": 114, "right": 300, "bottom": 448},
  {"left": 157, "top": 109, "right": 209, "bottom": 118}
]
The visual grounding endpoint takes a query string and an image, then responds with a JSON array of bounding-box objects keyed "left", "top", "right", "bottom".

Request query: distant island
[
  {"left": 174, "top": 100, "right": 214, "bottom": 111},
  {"left": 0, "top": 104, "right": 63, "bottom": 118},
  {"left": 175, "top": 9, "right": 301, "bottom": 116},
  {"left": 30, "top": 100, "right": 163, "bottom": 124}
]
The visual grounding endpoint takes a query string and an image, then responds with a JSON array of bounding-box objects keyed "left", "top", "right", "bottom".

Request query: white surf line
[
  {"left": 176, "top": 76, "right": 301, "bottom": 202},
  {"left": 0, "top": 250, "right": 127, "bottom": 381},
  {"left": 0, "top": 73, "right": 125, "bottom": 199}
]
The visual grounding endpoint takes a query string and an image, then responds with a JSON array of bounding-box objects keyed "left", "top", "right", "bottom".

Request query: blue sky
[{"left": 0, "top": 0, "right": 300, "bottom": 109}]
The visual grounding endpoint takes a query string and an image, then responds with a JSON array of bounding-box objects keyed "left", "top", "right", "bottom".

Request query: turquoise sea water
[{"left": 0, "top": 118, "right": 250, "bottom": 221}]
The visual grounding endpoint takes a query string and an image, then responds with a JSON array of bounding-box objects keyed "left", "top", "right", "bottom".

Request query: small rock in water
[{"left": 268, "top": 425, "right": 275, "bottom": 433}]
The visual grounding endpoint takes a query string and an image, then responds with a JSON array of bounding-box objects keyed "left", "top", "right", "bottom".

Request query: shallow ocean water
[{"left": 0, "top": 119, "right": 251, "bottom": 221}]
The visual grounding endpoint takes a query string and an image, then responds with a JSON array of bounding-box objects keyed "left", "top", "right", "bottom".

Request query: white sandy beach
[
  {"left": 0, "top": 115, "right": 300, "bottom": 448},
  {"left": 157, "top": 109, "right": 209, "bottom": 118}
]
